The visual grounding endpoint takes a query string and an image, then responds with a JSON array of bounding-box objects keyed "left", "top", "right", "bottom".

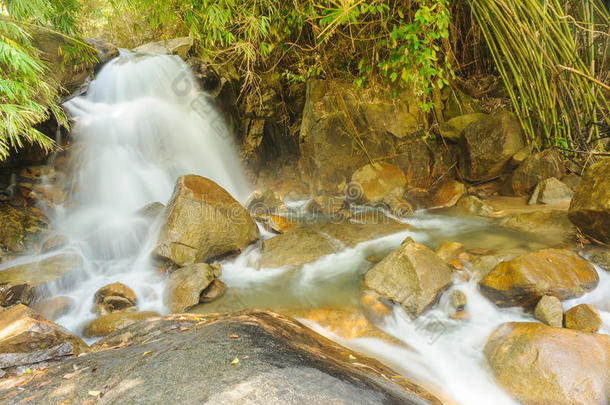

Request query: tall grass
[{"left": 470, "top": 0, "right": 609, "bottom": 151}]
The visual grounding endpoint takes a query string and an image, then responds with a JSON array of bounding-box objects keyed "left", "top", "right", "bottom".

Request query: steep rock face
[
  {"left": 0, "top": 311, "right": 442, "bottom": 404},
  {"left": 458, "top": 110, "right": 525, "bottom": 182},
  {"left": 154, "top": 175, "right": 259, "bottom": 266},
  {"left": 568, "top": 158, "right": 610, "bottom": 244},
  {"left": 298, "top": 79, "right": 424, "bottom": 192},
  {"left": 479, "top": 249, "right": 598, "bottom": 307},
  {"left": 363, "top": 238, "right": 453, "bottom": 319},
  {"left": 484, "top": 322, "right": 610, "bottom": 405},
  {"left": 0, "top": 305, "right": 88, "bottom": 372},
  {"left": 350, "top": 162, "right": 406, "bottom": 204}
]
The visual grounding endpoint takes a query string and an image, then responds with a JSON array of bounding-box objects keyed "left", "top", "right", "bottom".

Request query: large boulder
[
  {"left": 484, "top": 322, "right": 610, "bottom": 405},
  {"left": 479, "top": 249, "right": 599, "bottom": 307},
  {"left": 0, "top": 253, "right": 83, "bottom": 306},
  {"left": 504, "top": 149, "right": 565, "bottom": 196},
  {"left": 154, "top": 175, "right": 259, "bottom": 267},
  {"left": 0, "top": 204, "right": 49, "bottom": 260},
  {"left": 438, "top": 113, "right": 486, "bottom": 142},
  {"left": 92, "top": 282, "right": 137, "bottom": 315},
  {"left": 458, "top": 110, "right": 526, "bottom": 182},
  {"left": 298, "top": 79, "right": 422, "bottom": 192},
  {"left": 0, "top": 305, "right": 88, "bottom": 372},
  {"left": 0, "top": 311, "right": 442, "bottom": 404},
  {"left": 258, "top": 221, "right": 410, "bottom": 269},
  {"left": 528, "top": 177, "right": 573, "bottom": 205},
  {"left": 362, "top": 238, "right": 453, "bottom": 319},
  {"left": 350, "top": 162, "right": 406, "bottom": 204},
  {"left": 164, "top": 263, "right": 216, "bottom": 312},
  {"left": 568, "top": 158, "right": 610, "bottom": 244}
]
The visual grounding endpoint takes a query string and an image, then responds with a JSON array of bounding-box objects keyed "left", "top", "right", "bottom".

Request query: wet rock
[
  {"left": 0, "top": 310, "right": 442, "bottom": 404},
  {"left": 564, "top": 303, "right": 602, "bottom": 333},
  {"left": 199, "top": 279, "right": 227, "bottom": 303},
  {"left": 435, "top": 241, "right": 466, "bottom": 263},
  {"left": 454, "top": 195, "right": 493, "bottom": 216},
  {"left": 449, "top": 290, "right": 467, "bottom": 311},
  {"left": 561, "top": 173, "right": 582, "bottom": 192},
  {"left": 484, "top": 322, "right": 610, "bottom": 405},
  {"left": 86, "top": 37, "right": 119, "bottom": 69},
  {"left": 83, "top": 311, "right": 159, "bottom": 338},
  {"left": 533, "top": 295, "right": 563, "bottom": 328},
  {"left": 363, "top": 238, "right": 453, "bottom": 319},
  {"left": 528, "top": 177, "right": 573, "bottom": 205},
  {"left": 304, "top": 195, "right": 347, "bottom": 216},
  {"left": 0, "top": 204, "right": 49, "bottom": 259},
  {"left": 504, "top": 149, "right": 565, "bottom": 196},
  {"left": 92, "top": 282, "right": 137, "bottom": 315},
  {"left": 350, "top": 162, "right": 406, "bottom": 204},
  {"left": 136, "top": 202, "right": 165, "bottom": 219},
  {"left": 568, "top": 158, "right": 610, "bottom": 244},
  {"left": 458, "top": 110, "right": 526, "bottom": 182},
  {"left": 585, "top": 246, "right": 610, "bottom": 271},
  {"left": 381, "top": 193, "right": 414, "bottom": 218},
  {"left": 246, "top": 187, "right": 285, "bottom": 214},
  {"left": 154, "top": 175, "right": 259, "bottom": 266},
  {"left": 258, "top": 221, "right": 410, "bottom": 269},
  {"left": 480, "top": 249, "right": 599, "bottom": 307},
  {"left": 31, "top": 296, "right": 74, "bottom": 321},
  {"left": 0, "top": 305, "right": 87, "bottom": 371},
  {"left": 165, "top": 263, "right": 215, "bottom": 312},
  {"left": 438, "top": 113, "right": 486, "bottom": 142},
  {"left": 427, "top": 179, "right": 466, "bottom": 209},
  {"left": 40, "top": 234, "right": 69, "bottom": 254},
  {"left": 394, "top": 138, "right": 433, "bottom": 189},
  {"left": 18, "top": 165, "right": 55, "bottom": 181},
  {"left": 133, "top": 37, "right": 193, "bottom": 58},
  {"left": 254, "top": 213, "right": 299, "bottom": 234},
  {"left": 0, "top": 254, "right": 83, "bottom": 306}
]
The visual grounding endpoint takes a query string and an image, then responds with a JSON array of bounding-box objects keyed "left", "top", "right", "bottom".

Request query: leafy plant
[{"left": 0, "top": 0, "right": 93, "bottom": 160}]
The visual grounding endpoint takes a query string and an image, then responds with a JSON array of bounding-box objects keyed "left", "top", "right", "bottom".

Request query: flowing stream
[{"left": 6, "top": 52, "right": 609, "bottom": 404}]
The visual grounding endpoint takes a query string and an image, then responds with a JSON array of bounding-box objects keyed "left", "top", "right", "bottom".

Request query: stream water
[{"left": 5, "top": 52, "right": 609, "bottom": 404}]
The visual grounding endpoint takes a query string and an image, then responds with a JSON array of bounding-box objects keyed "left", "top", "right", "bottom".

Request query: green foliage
[
  {"left": 0, "top": 0, "right": 91, "bottom": 160},
  {"left": 470, "top": 0, "right": 609, "bottom": 151},
  {"left": 100, "top": 0, "right": 453, "bottom": 112}
]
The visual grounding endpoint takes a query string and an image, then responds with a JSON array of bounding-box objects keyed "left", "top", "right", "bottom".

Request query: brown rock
[
  {"left": 480, "top": 249, "right": 599, "bottom": 307},
  {"left": 40, "top": 234, "right": 69, "bottom": 254},
  {"left": 363, "top": 238, "right": 453, "bottom": 319},
  {"left": 304, "top": 195, "right": 347, "bottom": 216},
  {"left": 246, "top": 187, "right": 285, "bottom": 215},
  {"left": 94, "top": 282, "right": 137, "bottom": 307},
  {"left": 0, "top": 304, "right": 88, "bottom": 369},
  {"left": 83, "top": 311, "right": 159, "bottom": 338},
  {"left": 586, "top": 246, "right": 610, "bottom": 271},
  {"left": 0, "top": 254, "right": 83, "bottom": 306},
  {"left": 380, "top": 193, "right": 413, "bottom": 218},
  {"left": 0, "top": 204, "right": 49, "bottom": 258},
  {"left": 504, "top": 149, "right": 565, "bottom": 196},
  {"left": 561, "top": 173, "right": 582, "bottom": 192},
  {"left": 564, "top": 304, "right": 602, "bottom": 333},
  {"left": 454, "top": 195, "right": 493, "bottom": 216},
  {"left": 458, "top": 110, "right": 526, "bottom": 182},
  {"left": 199, "top": 279, "right": 227, "bottom": 303},
  {"left": 568, "top": 158, "right": 610, "bottom": 244},
  {"left": 533, "top": 295, "right": 563, "bottom": 328},
  {"left": 528, "top": 177, "right": 573, "bottom": 205},
  {"left": 154, "top": 175, "right": 259, "bottom": 266},
  {"left": 164, "top": 263, "right": 215, "bottom": 312},
  {"left": 350, "top": 162, "right": 406, "bottom": 204},
  {"left": 449, "top": 290, "right": 467, "bottom": 310},
  {"left": 484, "top": 322, "right": 610, "bottom": 405},
  {"left": 435, "top": 241, "right": 466, "bottom": 263},
  {"left": 438, "top": 113, "right": 486, "bottom": 142},
  {"left": 254, "top": 213, "right": 299, "bottom": 234},
  {"left": 427, "top": 180, "right": 466, "bottom": 209}
]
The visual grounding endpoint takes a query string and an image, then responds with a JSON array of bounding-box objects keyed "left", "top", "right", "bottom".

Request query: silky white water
[{"left": 6, "top": 51, "right": 609, "bottom": 404}]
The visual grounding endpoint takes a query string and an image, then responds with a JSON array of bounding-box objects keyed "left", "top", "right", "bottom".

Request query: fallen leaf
[
  {"left": 348, "top": 354, "right": 356, "bottom": 360},
  {"left": 230, "top": 357, "right": 239, "bottom": 365},
  {"left": 142, "top": 351, "right": 152, "bottom": 357},
  {"left": 179, "top": 327, "right": 189, "bottom": 332},
  {"left": 88, "top": 390, "right": 101, "bottom": 397},
  {"left": 229, "top": 334, "right": 239, "bottom": 339},
  {"left": 25, "top": 369, "right": 31, "bottom": 374}
]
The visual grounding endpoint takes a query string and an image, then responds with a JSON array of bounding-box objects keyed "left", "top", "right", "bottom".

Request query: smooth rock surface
[
  {"left": 533, "top": 295, "right": 563, "bottom": 328},
  {"left": 0, "top": 311, "right": 442, "bottom": 404},
  {"left": 350, "top": 162, "right": 406, "bottom": 204},
  {"left": 165, "top": 263, "right": 215, "bottom": 312},
  {"left": 480, "top": 249, "right": 598, "bottom": 307},
  {"left": 484, "top": 322, "right": 610, "bottom": 405}
]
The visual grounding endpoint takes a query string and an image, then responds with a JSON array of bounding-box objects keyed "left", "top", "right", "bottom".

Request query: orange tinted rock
[
  {"left": 427, "top": 180, "right": 466, "bottom": 209},
  {"left": 350, "top": 162, "right": 406, "bottom": 204},
  {"left": 564, "top": 304, "right": 602, "bottom": 333}
]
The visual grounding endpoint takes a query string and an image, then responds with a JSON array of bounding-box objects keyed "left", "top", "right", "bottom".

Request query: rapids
[{"left": 3, "top": 51, "right": 608, "bottom": 404}]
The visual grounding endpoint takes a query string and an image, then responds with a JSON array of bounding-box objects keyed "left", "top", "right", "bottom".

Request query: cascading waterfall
[
  {"left": 41, "top": 50, "right": 251, "bottom": 333},
  {"left": 4, "top": 50, "right": 607, "bottom": 405}
]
